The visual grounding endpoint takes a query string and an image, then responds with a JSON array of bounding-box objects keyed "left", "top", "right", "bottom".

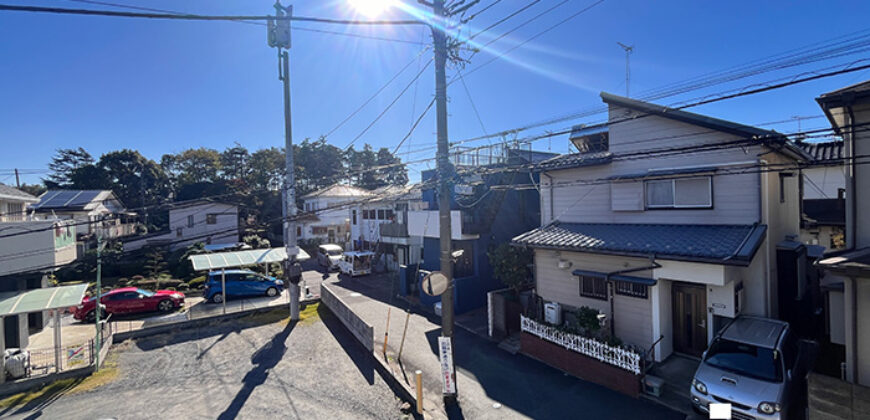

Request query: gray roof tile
[
  {"left": 535, "top": 151, "right": 612, "bottom": 171},
  {"left": 512, "top": 222, "right": 767, "bottom": 265},
  {"left": 0, "top": 183, "right": 38, "bottom": 202}
]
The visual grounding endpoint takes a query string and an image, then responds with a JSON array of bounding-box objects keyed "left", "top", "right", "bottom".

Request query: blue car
[{"left": 203, "top": 269, "right": 284, "bottom": 304}]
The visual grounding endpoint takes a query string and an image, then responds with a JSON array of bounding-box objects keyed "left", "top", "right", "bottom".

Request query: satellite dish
[{"left": 422, "top": 271, "right": 449, "bottom": 296}]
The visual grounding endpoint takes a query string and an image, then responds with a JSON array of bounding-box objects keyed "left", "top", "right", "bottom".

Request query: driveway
[
  {"left": 4, "top": 305, "right": 404, "bottom": 419},
  {"left": 325, "top": 273, "right": 684, "bottom": 420}
]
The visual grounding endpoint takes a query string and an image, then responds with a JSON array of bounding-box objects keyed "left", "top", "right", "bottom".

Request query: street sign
[
  {"left": 422, "top": 271, "right": 448, "bottom": 296},
  {"left": 438, "top": 336, "right": 456, "bottom": 395}
]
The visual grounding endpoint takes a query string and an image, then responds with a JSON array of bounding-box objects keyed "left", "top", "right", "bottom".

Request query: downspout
[
  {"left": 852, "top": 276, "right": 859, "bottom": 383},
  {"left": 847, "top": 106, "right": 857, "bottom": 249},
  {"left": 543, "top": 173, "right": 554, "bottom": 223},
  {"left": 760, "top": 158, "right": 771, "bottom": 316}
]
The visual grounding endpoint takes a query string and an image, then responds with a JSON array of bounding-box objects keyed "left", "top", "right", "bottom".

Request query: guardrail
[{"left": 520, "top": 315, "right": 642, "bottom": 375}]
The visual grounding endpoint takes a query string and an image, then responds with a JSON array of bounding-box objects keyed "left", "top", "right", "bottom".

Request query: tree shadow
[
  {"left": 216, "top": 320, "right": 296, "bottom": 420},
  {"left": 318, "top": 305, "right": 375, "bottom": 385},
  {"left": 0, "top": 376, "right": 84, "bottom": 418}
]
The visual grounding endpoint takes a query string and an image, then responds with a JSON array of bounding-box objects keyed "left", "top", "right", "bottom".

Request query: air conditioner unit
[{"left": 544, "top": 302, "right": 562, "bottom": 325}]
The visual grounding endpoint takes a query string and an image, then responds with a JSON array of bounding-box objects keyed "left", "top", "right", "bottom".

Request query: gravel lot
[{"left": 2, "top": 305, "right": 405, "bottom": 420}]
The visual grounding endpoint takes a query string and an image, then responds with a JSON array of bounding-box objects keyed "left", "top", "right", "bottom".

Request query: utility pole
[
  {"left": 617, "top": 42, "right": 633, "bottom": 97},
  {"left": 94, "top": 221, "right": 103, "bottom": 369},
  {"left": 14, "top": 168, "right": 20, "bottom": 188},
  {"left": 430, "top": 0, "right": 458, "bottom": 405},
  {"left": 269, "top": 1, "right": 301, "bottom": 320}
]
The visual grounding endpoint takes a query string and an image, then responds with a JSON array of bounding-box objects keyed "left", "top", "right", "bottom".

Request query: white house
[
  {"left": 796, "top": 141, "right": 846, "bottom": 249},
  {"left": 0, "top": 184, "right": 77, "bottom": 348},
  {"left": 356, "top": 185, "right": 428, "bottom": 270},
  {"left": 0, "top": 183, "right": 39, "bottom": 222},
  {"left": 124, "top": 200, "right": 239, "bottom": 251},
  {"left": 30, "top": 190, "right": 138, "bottom": 252},
  {"left": 816, "top": 80, "right": 870, "bottom": 387},
  {"left": 513, "top": 92, "right": 810, "bottom": 363},
  {"left": 298, "top": 184, "right": 372, "bottom": 247}
]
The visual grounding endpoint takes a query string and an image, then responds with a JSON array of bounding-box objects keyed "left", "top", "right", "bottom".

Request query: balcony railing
[{"left": 379, "top": 223, "right": 409, "bottom": 238}]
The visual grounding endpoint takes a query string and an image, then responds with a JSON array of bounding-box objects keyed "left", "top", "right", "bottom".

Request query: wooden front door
[{"left": 673, "top": 283, "right": 708, "bottom": 357}]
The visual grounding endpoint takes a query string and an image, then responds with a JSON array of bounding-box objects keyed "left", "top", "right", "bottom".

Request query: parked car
[
  {"left": 203, "top": 269, "right": 284, "bottom": 304},
  {"left": 690, "top": 315, "right": 815, "bottom": 420},
  {"left": 317, "top": 244, "right": 343, "bottom": 271},
  {"left": 74, "top": 287, "right": 185, "bottom": 322},
  {"left": 337, "top": 251, "right": 374, "bottom": 277}
]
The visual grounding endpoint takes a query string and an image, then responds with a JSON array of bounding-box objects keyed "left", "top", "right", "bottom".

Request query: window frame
[
  {"left": 579, "top": 275, "right": 608, "bottom": 301},
  {"left": 644, "top": 176, "right": 713, "bottom": 209},
  {"left": 614, "top": 281, "right": 649, "bottom": 299},
  {"left": 187, "top": 214, "right": 195, "bottom": 228},
  {"left": 206, "top": 214, "right": 218, "bottom": 225}
]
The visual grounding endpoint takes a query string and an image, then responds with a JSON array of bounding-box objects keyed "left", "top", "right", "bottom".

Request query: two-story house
[
  {"left": 364, "top": 184, "right": 428, "bottom": 270},
  {"left": 513, "top": 92, "right": 809, "bottom": 363},
  {"left": 298, "top": 184, "right": 372, "bottom": 248},
  {"left": 816, "top": 80, "right": 870, "bottom": 389},
  {"left": 796, "top": 141, "right": 846, "bottom": 249},
  {"left": 0, "top": 184, "right": 77, "bottom": 348},
  {"left": 402, "top": 147, "right": 556, "bottom": 314},
  {"left": 30, "top": 189, "right": 138, "bottom": 252},
  {"left": 124, "top": 200, "right": 239, "bottom": 252}
]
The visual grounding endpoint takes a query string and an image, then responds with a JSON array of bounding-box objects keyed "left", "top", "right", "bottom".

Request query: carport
[
  {"left": 0, "top": 283, "right": 88, "bottom": 384},
  {"left": 189, "top": 247, "right": 310, "bottom": 314}
]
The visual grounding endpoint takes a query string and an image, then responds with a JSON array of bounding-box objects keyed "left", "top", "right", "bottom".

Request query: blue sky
[{"left": 2, "top": 0, "right": 870, "bottom": 185}]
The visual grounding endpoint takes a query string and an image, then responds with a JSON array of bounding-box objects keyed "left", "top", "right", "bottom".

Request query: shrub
[
  {"left": 177, "top": 283, "right": 189, "bottom": 291},
  {"left": 487, "top": 243, "right": 533, "bottom": 296},
  {"left": 132, "top": 275, "right": 145, "bottom": 281},
  {"left": 188, "top": 276, "right": 206, "bottom": 289}
]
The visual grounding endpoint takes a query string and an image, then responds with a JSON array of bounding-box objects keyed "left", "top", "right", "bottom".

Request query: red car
[{"left": 74, "top": 287, "right": 185, "bottom": 322}]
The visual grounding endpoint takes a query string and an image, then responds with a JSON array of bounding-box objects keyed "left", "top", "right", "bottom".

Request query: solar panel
[
  {"left": 42, "top": 190, "right": 79, "bottom": 208},
  {"left": 66, "top": 190, "right": 101, "bottom": 208},
  {"left": 33, "top": 190, "right": 61, "bottom": 209}
]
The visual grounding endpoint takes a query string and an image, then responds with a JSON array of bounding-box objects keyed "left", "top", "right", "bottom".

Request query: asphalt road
[{"left": 3, "top": 306, "right": 405, "bottom": 420}]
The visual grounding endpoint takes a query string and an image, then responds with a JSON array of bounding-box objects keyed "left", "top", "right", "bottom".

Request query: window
[
  {"left": 614, "top": 281, "right": 648, "bottom": 299},
  {"left": 187, "top": 215, "right": 195, "bottom": 228},
  {"left": 377, "top": 209, "right": 386, "bottom": 220},
  {"left": 206, "top": 214, "right": 218, "bottom": 225},
  {"left": 645, "top": 177, "right": 712, "bottom": 209},
  {"left": 385, "top": 209, "right": 394, "bottom": 220},
  {"left": 579, "top": 276, "right": 607, "bottom": 300},
  {"left": 296, "top": 226, "right": 302, "bottom": 236},
  {"left": 312, "top": 226, "right": 328, "bottom": 235},
  {"left": 362, "top": 210, "right": 369, "bottom": 220},
  {"left": 352, "top": 210, "right": 357, "bottom": 225},
  {"left": 176, "top": 227, "right": 183, "bottom": 237}
]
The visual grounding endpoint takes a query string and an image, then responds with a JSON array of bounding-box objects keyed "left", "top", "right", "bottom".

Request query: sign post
[{"left": 438, "top": 336, "right": 456, "bottom": 396}]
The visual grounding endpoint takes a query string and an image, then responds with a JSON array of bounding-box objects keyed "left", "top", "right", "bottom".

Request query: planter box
[{"left": 521, "top": 331, "right": 641, "bottom": 398}]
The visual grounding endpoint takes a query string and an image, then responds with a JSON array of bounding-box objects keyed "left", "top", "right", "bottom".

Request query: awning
[
  {"left": 571, "top": 269, "right": 657, "bottom": 286},
  {"left": 189, "top": 247, "right": 311, "bottom": 271},
  {"left": 0, "top": 284, "right": 88, "bottom": 317}
]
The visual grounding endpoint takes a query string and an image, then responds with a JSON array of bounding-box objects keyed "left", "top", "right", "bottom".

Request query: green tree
[
  {"left": 296, "top": 137, "right": 346, "bottom": 195},
  {"left": 376, "top": 147, "right": 408, "bottom": 186},
  {"left": 487, "top": 243, "right": 533, "bottom": 296},
  {"left": 143, "top": 247, "right": 169, "bottom": 289},
  {"left": 17, "top": 183, "right": 46, "bottom": 197},
  {"left": 161, "top": 148, "right": 222, "bottom": 190},
  {"left": 346, "top": 144, "right": 380, "bottom": 190},
  {"left": 45, "top": 147, "right": 95, "bottom": 187},
  {"left": 97, "top": 150, "right": 169, "bottom": 212},
  {"left": 220, "top": 143, "right": 251, "bottom": 190},
  {"left": 249, "top": 147, "right": 284, "bottom": 191}
]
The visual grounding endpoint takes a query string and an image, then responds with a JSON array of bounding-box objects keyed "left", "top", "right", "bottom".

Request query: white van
[
  {"left": 338, "top": 251, "right": 375, "bottom": 277},
  {"left": 317, "top": 244, "right": 343, "bottom": 271}
]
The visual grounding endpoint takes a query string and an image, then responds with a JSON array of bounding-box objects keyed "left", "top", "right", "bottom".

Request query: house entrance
[{"left": 672, "top": 282, "right": 708, "bottom": 357}]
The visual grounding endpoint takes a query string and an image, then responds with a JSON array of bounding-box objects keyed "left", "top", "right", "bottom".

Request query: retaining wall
[{"left": 320, "top": 284, "right": 374, "bottom": 352}]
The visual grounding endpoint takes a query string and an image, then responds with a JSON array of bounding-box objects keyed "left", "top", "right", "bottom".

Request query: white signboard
[{"left": 438, "top": 336, "right": 457, "bottom": 395}]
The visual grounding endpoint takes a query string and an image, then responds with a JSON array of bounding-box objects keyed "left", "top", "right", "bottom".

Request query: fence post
[
  {"left": 382, "top": 307, "right": 391, "bottom": 357},
  {"left": 415, "top": 370, "right": 423, "bottom": 414},
  {"left": 397, "top": 311, "right": 410, "bottom": 362},
  {"left": 89, "top": 339, "right": 95, "bottom": 365}
]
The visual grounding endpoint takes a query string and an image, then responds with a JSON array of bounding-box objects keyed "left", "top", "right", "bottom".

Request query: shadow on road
[
  {"left": 0, "top": 376, "right": 84, "bottom": 418},
  {"left": 133, "top": 309, "right": 287, "bottom": 352},
  {"left": 217, "top": 321, "right": 296, "bottom": 420},
  {"left": 319, "top": 305, "right": 375, "bottom": 385}
]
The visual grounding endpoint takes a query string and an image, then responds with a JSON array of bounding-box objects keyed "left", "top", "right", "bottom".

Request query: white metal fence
[{"left": 520, "top": 315, "right": 642, "bottom": 375}]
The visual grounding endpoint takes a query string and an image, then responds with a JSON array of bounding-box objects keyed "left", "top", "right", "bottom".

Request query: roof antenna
[{"left": 617, "top": 42, "right": 634, "bottom": 97}]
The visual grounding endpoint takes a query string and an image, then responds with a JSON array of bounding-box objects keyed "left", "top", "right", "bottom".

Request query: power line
[
  {"left": 65, "top": 0, "right": 428, "bottom": 45},
  {"left": 0, "top": 4, "right": 427, "bottom": 25}
]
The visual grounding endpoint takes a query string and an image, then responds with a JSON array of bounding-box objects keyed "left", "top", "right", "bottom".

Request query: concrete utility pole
[
  {"left": 94, "top": 221, "right": 103, "bottom": 369},
  {"left": 430, "top": 0, "right": 458, "bottom": 404},
  {"left": 14, "top": 168, "right": 20, "bottom": 188},
  {"left": 270, "top": 1, "right": 301, "bottom": 320}
]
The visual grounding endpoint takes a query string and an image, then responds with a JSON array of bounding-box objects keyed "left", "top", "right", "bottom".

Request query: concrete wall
[
  {"left": 843, "top": 277, "right": 870, "bottom": 385},
  {"left": 851, "top": 102, "right": 870, "bottom": 248},
  {"left": 321, "top": 284, "right": 374, "bottom": 352},
  {"left": 808, "top": 373, "right": 870, "bottom": 420}
]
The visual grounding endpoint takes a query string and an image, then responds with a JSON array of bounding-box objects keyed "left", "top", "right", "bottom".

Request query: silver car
[{"left": 690, "top": 316, "right": 812, "bottom": 420}]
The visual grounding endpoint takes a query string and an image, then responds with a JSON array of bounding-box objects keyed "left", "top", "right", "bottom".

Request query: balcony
[
  {"left": 407, "top": 210, "right": 481, "bottom": 240},
  {"left": 380, "top": 223, "right": 408, "bottom": 238}
]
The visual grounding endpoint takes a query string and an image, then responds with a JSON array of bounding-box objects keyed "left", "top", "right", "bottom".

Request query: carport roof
[
  {"left": 0, "top": 284, "right": 88, "bottom": 317},
  {"left": 189, "top": 247, "right": 311, "bottom": 271}
]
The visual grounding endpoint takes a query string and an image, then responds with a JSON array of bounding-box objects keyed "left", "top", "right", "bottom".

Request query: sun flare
[{"left": 348, "top": 0, "right": 396, "bottom": 18}]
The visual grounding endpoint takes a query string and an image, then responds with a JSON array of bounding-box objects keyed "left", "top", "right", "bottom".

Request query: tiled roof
[
  {"left": 818, "top": 247, "right": 870, "bottom": 276},
  {"left": 535, "top": 151, "right": 612, "bottom": 171},
  {"left": 512, "top": 222, "right": 767, "bottom": 265},
  {"left": 796, "top": 141, "right": 843, "bottom": 162},
  {"left": 0, "top": 183, "right": 39, "bottom": 202}
]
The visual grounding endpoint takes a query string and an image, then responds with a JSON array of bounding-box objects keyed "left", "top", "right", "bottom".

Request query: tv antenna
[{"left": 617, "top": 42, "right": 634, "bottom": 97}]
